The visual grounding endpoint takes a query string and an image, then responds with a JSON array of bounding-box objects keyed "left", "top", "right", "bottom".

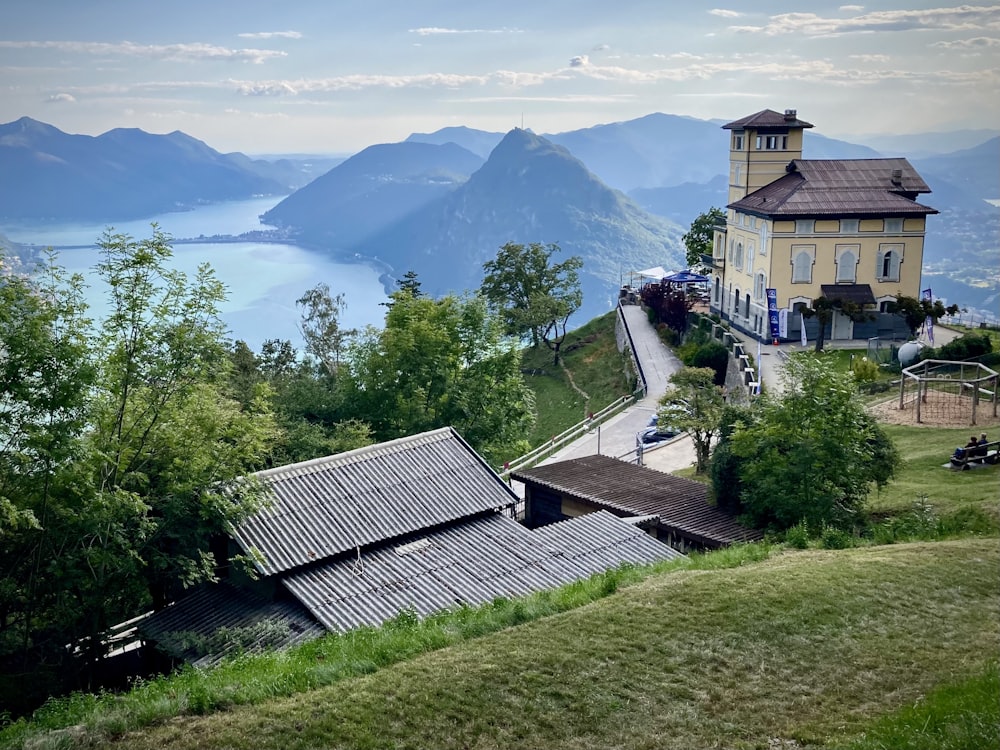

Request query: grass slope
[
  {"left": 99, "top": 539, "right": 997, "bottom": 750},
  {"left": 521, "top": 311, "right": 635, "bottom": 447}
]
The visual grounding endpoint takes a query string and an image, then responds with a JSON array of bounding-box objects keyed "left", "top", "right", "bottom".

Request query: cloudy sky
[{"left": 2, "top": 1, "right": 998, "bottom": 155}]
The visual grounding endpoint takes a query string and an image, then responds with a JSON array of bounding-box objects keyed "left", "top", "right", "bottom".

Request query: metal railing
[{"left": 498, "top": 393, "right": 639, "bottom": 480}]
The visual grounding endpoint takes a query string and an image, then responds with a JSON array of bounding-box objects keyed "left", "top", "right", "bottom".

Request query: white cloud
[
  {"left": 408, "top": 27, "right": 523, "bottom": 36},
  {"left": 839, "top": 5, "right": 864, "bottom": 11},
  {"left": 44, "top": 92, "right": 75, "bottom": 103},
  {"left": 237, "top": 31, "right": 302, "bottom": 40},
  {"left": 709, "top": 9, "right": 742, "bottom": 18},
  {"left": 569, "top": 55, "right": 589, "bottom": 67},
  {"left": 931, "top": 36, "right": 1000, "bottom": 48},
  {"left": 730, "top": 6, "right": 1000, "bottom": 37},
  {"left": 849, "top": 53, "right": 890, "bottom": 62},
  {"left": 0, "top": 40, "right": 286, "bottom": 64}
]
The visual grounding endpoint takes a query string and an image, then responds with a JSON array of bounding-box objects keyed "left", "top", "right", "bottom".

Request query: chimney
[
  {"left": 784, "top": 109, "right": 797, "bottom": 121},
  {"left": 891, "top": 168, "right": 902, "bottom": 186}
]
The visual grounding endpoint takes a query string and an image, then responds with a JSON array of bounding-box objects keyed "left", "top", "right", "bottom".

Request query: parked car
[{"left": 638, "top": 425, "right": 682, "bottom": 444}]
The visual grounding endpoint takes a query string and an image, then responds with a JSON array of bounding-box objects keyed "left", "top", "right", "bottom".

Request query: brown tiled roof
[
  {"left": 512, "top": 454, "right": 762, "bottom": 547},
  {"left": 721, "top": 109, "right": 814, "bottom": 130},
  {"left": 820, "top": 284, "right": 876, "bottom": 305},
  {"left": 729, "top": 158, "right": 937, "bottom": 218}
]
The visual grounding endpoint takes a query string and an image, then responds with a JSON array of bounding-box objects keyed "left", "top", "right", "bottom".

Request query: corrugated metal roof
[
  {"left": 730, "top": 158, "right": 937, "bottom": 218},
  {"left": 136, "top": 582, "right": 325, "bottom": 667},
  {"left": 233, "top": 428, "right": 519, "bottom": 575},
  {"left": 512, "top": 454, "right": 762, "bottom": 547},
  {"left": 282, "top": 511, "right": 681, "bottom": 632},
  {"left": 721, "top": 109, "right": 814, "bottom": 130}
]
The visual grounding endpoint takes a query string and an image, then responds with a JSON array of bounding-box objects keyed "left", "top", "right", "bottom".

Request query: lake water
[{"left": 1, "top": 198, "right": 389, "bottom": 351}]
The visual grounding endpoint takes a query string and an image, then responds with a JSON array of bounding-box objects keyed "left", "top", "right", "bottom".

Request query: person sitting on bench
[
  {"left": 973, "top": 433, "right": 990, "bottom": 460},
  {"left": 954, "top": 435, "right": 980, "bottom": 461}
]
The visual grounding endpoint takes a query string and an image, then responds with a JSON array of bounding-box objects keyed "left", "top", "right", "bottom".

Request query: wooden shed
[{"left": 512, "top": 454, "right": 762, "bottom": 552}]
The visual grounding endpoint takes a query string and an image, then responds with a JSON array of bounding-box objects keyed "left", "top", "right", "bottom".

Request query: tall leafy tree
[
  {"left": 345, "top": 291, "right": 534, "bottom": 465},
  {"left": 88, "top": 227, "right": 276, "bottom": 610},
  {"left": 726, "top": 355, "right": 899, "bottom": 531},
  {"left": 296, "top": 283, "right": 356, "bottom": 376},
  {"left": 656, "top": 367, "right": 726, "bottom": 474},
  {"left": 682, "top": 207, "right": 724, "bottom": 268},
  {"left": 480, "top": 241, "right": 583, "bottom": 359}
]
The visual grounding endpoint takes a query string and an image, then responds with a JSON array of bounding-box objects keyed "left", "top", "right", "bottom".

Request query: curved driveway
[{"left": 536, "top": 304, "right": 696, "bottom": 473}]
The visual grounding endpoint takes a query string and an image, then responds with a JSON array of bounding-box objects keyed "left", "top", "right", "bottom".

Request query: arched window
[
  {"left": 792, "top": 250, "right": 813, "bottom": 283},
  {"left": 836, "top": 247, "right": 858, "bottom": 283},
  {"left": 747, "top": 242, "right": 755, "bottom": 274},
  {"left": 735, "top": 242, "right": 744, "bottom": 270},
  {"left": 714, "top": 276, "right": 721, "bottom": 304},
  {"left": 733, "top": 287, "right": 740, "bottom": 315},
  {"left": 878, "top": 247, "right": 902, "bottom": 281},
  {"left": 744, "top": 292, "right": 751, "bottom": 318}
]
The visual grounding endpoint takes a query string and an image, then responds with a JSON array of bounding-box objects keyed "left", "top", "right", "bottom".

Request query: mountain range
[{"left": 1, "top": 114, "right": 997, "bottom": 318}]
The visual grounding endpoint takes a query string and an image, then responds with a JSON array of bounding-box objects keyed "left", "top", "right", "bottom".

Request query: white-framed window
[
  {"left": 877, "top": 244, "right": 903, "bottom": 282},
  {"left": 759, "top": 222, "right": 768, "bottom": 254},
  {"left": 841, "top": 219, "right": 859, "bottom": 234},
  {"left": 732, "top": 131, "right": 744, "bottom": 150},
  {"left": 738, "top": 213, "right": 745, "bottom": 227},
  {"left": 747, "top": 241, "right": 755, "bottom": 274},
  {"left": 728, "top": 238, "right": 735, "bottom": 264},
  {"left": 756, "top": 134, "right": 788, "bottom": 150},
  {"left": 749, "top": 217, "right": 757, "bottom": 229},
  {"left": 835, "top": 244, "right": 860, "bottom": 283},
  {"left": 886, "top": 218, "right": 903, "bottom": 233},
  {"left": 795, "top": 219, "right": 815, "bottom": 234},
  {"left": 733, "top": 287, "right": 741, "bottom": 316},
  {"left": 755, "top": 271, "right": 767, "bottom": 301},
  {"left": 734, "top": 242, "right": 744, "bottom": 271},
  {"left": 734, "top": 163, "right": 742, "bottom": 184},
  {"left": 791, "top": 245, "right": 815, "bottom": 284}
]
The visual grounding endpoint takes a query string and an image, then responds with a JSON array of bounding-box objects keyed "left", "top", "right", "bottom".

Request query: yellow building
[{"left": 708, "top": 109, "right": 937, "bottom": 343}]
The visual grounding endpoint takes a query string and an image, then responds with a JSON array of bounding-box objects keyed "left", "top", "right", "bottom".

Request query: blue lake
[{"left": 1, "top": 198, "right": 389, "bottom": 351}]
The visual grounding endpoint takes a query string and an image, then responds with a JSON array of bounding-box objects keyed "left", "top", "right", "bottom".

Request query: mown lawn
[{"left": 91, "top": 539, "right": 998, "bottom": 750}]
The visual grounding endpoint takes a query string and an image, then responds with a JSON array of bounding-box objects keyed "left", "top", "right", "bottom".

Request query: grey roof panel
[
  {"left": 282, "top": 511, "right": 680, "bottom": 632},
  {"left": 233, "top": 428, "right": 519, "bottom": 575},
  {"left": 135, "top": 582, "right": 325, "bottom": 668}
]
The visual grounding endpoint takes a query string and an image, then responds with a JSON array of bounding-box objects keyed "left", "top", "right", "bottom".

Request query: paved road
[{"left": 534, "top": 304, "right": 697, "bottom": 474}]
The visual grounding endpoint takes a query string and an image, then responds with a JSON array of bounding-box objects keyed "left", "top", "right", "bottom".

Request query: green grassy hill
[{"left": 80, "top": 539, "right": 999, "bottom": 750}]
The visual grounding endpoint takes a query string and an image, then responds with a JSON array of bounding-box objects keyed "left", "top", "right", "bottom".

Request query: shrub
[
  {"left": 820, "top": 525, "right": 853, "bottom": 549},
  {"left": 691, "top": 341, "right": 730, "bottom": 386},
  {"left": 784, "top": 521, "right": 810, "bottom": 549},
  {"left": 850, "top": 356, "right": 880, "bottom": 385}
]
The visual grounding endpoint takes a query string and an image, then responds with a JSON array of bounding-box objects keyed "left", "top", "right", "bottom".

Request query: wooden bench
[{"left": 950, "top": 440, "right": 1000, "bottom": 470}]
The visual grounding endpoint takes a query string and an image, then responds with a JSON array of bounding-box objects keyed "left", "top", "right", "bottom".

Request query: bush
[
  {"left": 851, "top": 356, "right": 880, "bottom": 385},
  {"left": 820, "top": 525, "right": 853, "bottom": 549},
  {"left": 784, "top": 521, "right": 810, "bottom": 549},
  {"left": 921, "top": 332, "right": 993, "bottom": 363},
  {"left": 691, "top": 341, "right": 730, "bottom": 386}
]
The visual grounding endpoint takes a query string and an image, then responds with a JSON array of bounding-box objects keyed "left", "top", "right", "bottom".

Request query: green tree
[
  {"left": 480, "top": 241, "right": 583, "bottom": 358},
  {"left": 88, "top": 228, "right": 276, "bottom": 610},
  {"left": 727, "top": 355, "right": 899, "bottom": 531},
  {"left": 296, "top": 283, "right": 356, "bottom": 376},
  {"left": 345, "top": 291, "right": 534, "bottom": 464},
  {"left": 888, "top": 294, "right": 960, "bottom": 338},
  {"left": 802, "top": 295, "right": 869, "bottom": 352},
  {"left": 656, "top": 367, "right": 726, "bottom": 474},
  {"left": 682, "top": 207, "right": 724, "bottom": 268}
]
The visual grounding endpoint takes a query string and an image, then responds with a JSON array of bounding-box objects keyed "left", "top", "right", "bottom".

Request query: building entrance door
[{"left": 831, "top": 311, "right": 854, "bottom": 340}]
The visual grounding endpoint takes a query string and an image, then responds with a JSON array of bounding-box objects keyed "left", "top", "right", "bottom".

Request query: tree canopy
[
  {"left": 682, "top": 207, "right": 724, "bottom": 268},
  {"left": 656, "top": 367, "right": 725, "bottom": 474},
  {"left": 718, "top": 355, "right": 899, "bottom": 532},
  {"left": 480, "top": 241, "right": 582, "bottom": 361},
  {"left": 888, "top": 294, "right": 960, "bottom": 338}
]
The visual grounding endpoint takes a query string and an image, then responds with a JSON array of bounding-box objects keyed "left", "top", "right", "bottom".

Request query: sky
[{"left": 2, "top": 1, "right": 998, "bottom": 156}]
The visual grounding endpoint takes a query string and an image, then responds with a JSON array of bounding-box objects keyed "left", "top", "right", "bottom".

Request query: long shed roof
[
  {"left": 233, "top": 428, "right": 519, "bottom": 576},
  {"left": 512, "top": 454, "right": 761, "bottom": 547},
  {"left": 282, "top": 510, "right": 681, "bottom": 632}
]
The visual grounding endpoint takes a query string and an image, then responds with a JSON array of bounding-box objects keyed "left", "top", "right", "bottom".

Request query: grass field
[
  {"left": 80, "top": 539, "right": 998, "bottom": 750},
  {"left": 521, "top": 311, "right": 635, "bottom": 447}
]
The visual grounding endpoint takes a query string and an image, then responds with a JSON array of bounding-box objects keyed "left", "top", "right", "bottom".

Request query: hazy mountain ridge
[
  {"left": 261, "top": 141, "right": 483, "bottom": 249},
  {"left": 1, "top": 117, "right": 292, "bottom": 222},
  {"left": 348, "top": 129, "right": 685, "bottom": 320}
]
